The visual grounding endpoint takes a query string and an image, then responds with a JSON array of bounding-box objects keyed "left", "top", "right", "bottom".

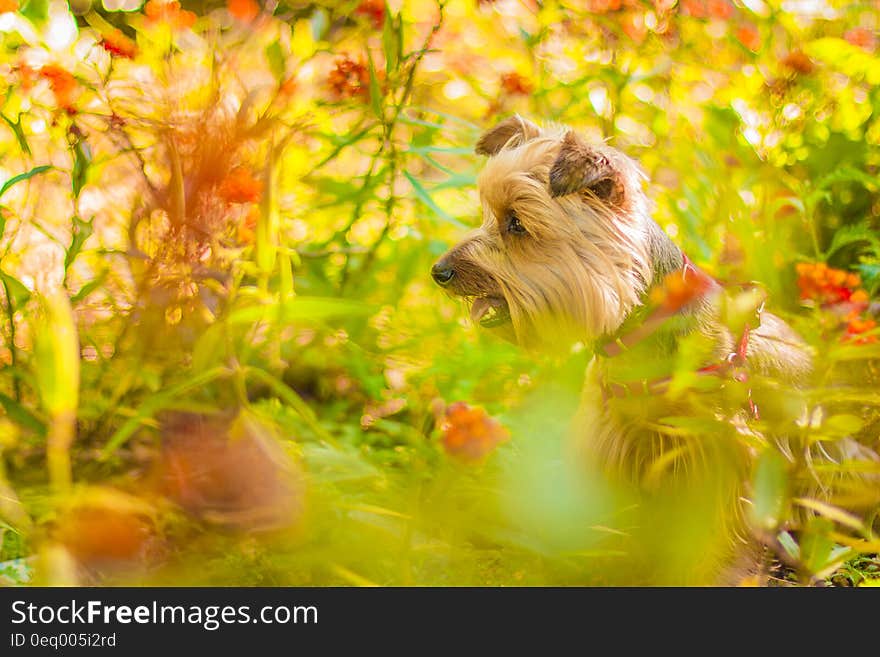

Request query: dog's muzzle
[
  {"left": 431, "top": 261, "right": 455, "bottom": 286},
  {"left": 431, "top": 255, "right": 513, "bottom": 332},
  {"left": 469, "top": 296, "right": 510, "bottom": 328}
]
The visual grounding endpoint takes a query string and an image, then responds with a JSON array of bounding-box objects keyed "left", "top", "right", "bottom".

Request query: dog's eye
[{"left": 507, "top": 211, "right": 527, "bottom": 236}]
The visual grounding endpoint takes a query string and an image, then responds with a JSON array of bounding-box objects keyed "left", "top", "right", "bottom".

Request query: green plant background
[{"left": 0, "top": 0, "right": 878, "bottom": 586}]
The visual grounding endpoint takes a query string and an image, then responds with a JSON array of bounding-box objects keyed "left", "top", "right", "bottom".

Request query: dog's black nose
[{"left": 431, "top": 263, "right": 455, "bottom": 286}]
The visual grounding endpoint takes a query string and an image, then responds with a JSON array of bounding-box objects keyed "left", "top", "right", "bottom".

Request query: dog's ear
[
  {"left": 548, "top": 131, "right": 622, "bottom": 203},
  {"left": 475, "top": 115, "right": 542, "bottom": 156}
]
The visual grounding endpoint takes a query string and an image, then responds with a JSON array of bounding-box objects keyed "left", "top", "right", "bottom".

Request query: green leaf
[
  {"left": 393, "top": 12, "right": 404, "bottom": 70},
  {"left": 69, "top": 272, "right": 107, "bottom": 304},
  {"left": 310, "top": 174, "right": 382, "bottom": 203},
  {"left": 778, "top": 531, "right": 800, "bottom": 560},
  {"left": 408, "top": 145, "right": 473, "bottom": 155},
  {"left": 100, "top": 366, "right": 229, "bottom": 458},
  {"left": 265, "top": 41, "right": 286, "bottom": 81},
  {"left": 311, "top": 125, "right": 378, "bottom": 170},
  {"left": 822, "top": 413, "right": 864, "bottom": 437},
  {"left": 857, "top": 261, "right": 880, "bottom": 294},
  {"left": 0, "top": 391, "right": 46, "bottom": 436},
  {"left": 823, "top": 222, "right": 880, "bottom": 260},
  {"left": 704, "top": 106, "right": 742, "bottom": 152},
  {"left": 0, "top": 271, "right": 31, "bottom": 307},
  {"left": 33, "top": 292, "right": 80, "bottom": 418},
  {"left": 720, "top": 287, "right": 766, "bottom": 339},
  {"left": 191, "top": 323, "right": 224, "bottom": 373},
  {"left": 405, "top": 106, "right": 482, "bottom": 130},
  {"left": 798, "top": 517, "right": 835, "bottom": 574},
  {"left": 302, "top": 442, "right": 379, "bottom": 483},
  {"left": 654, "top": 415, "right": 730, "bottom": 435},
  {"left": 310, "top": 7, "right": 328, "bottom": 40},
  {"left": 71, "top": 138, "right": 92, "bottom": 199},
  {"left": 279, "top": 252, "right": 294, "bottom": 300},
  {"left": 750, "top": 449, "right": 788, "bottom": 531},
  {"left": 243, "top": 366, "right": 334, "bottom": 443},
  {"left": 430, "top": 173, "right": 477, "bottom": 192},
  {"left": 402, "top": 170, "right": 467, "bottom": 228},
  {"left": 366, "top": 52, "right": 384, "bottom": 120},
  {"left": 1, "top": 114, "right": 31, "bottom": 156},
  {"left": 814, "top": 166, "right": 880, "bottom": 193},
  {"left": 794, "top": 498, "right": 865, "bottom": 532},
  {"left": 19, "top": 0, "right": 49, "bottom": 23},
  {"left": 382, "top": 3, "right": 399, "bottom": 77},
  {"left": 828, "top": 342, "right": 880, "bottom": 362},
  {"left": 64, "top": 215, "right": 94, "bottom": 273},
  {"left": 226, "top": 296, "right": 375, "bottom": 325},
  {"left": 0, "top": 165, "right": 52, "bottom": 200}
]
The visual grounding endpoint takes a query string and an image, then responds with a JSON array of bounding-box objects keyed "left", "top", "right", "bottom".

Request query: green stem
[
  {"left": 1, "top": 278, "right": 20, "bottom": 402},
  {"left": 342, "top": 1, "right": 448, "bottom": 290},
  {"left": 47, "top": 410, "right": 75, "bottom": 493}
]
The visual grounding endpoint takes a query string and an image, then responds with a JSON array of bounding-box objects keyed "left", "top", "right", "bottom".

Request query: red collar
[{"left": 596, "top": 254, "right": 763, "bottom": 419}]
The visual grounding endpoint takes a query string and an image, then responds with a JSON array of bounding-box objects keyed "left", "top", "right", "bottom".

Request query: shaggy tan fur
[
  {"left": 439, "top": 120, "right": 652, "bottom": 346},
  {"left": 432, "top": 116, "right": 876, "bottom": 583}
]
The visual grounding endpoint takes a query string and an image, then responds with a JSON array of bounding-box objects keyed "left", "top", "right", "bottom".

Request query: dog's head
[{"left": 432, "top": 116, "right": 655, "bottom": 349}]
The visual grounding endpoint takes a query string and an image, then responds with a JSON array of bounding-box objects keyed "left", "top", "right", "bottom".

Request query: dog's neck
[
  {"left": 646, "top": 220, "right": 686, "bottom": 283},
  {"left": 598, "top": 221, "right": 710, "bottom": 362},
  {"left": 617, "top": 219, "right": 692, "bottom": 332}
]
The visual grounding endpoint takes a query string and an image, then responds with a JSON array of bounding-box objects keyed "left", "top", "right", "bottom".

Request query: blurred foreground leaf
[
  {"left": 33, "top": 293, "right": 80, "bottom": 491},
  {"left": 750, "top": 449, "right": 788, "bottom": 531},
  {"left": 0, "top": 165, "right": 52, "bottom": 201}
]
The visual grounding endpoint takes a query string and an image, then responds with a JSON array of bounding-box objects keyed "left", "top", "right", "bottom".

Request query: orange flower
[
  {"left": 17, "top": 63, "right": 37, "bottom": 92},
  {"left": 101, "top": 28, "right": 138, "bottom": 59},
  {"left": 39, "top": 65, "right": 78, "bottom": 113},
  {"left": 228, "top": 0, "right": 259, "bottom": 23},
  {"left": 218, "top": 166, "right": 263, "bottom": 204},
  {"left": 0, "top": 0, "right": 18, "bottom": 13},
  {"left": 327, "top": 55, "right": 370, "bottom": 100},
  {"left": 845, "top": 316, "right": 877, "bottom": 344},
  {"left": 736, "top": 24, "right": 761, "bottom": 52},
  {"left": 781, "top": 50, "right": 814, "bottom": 75},
  {"left": 649, "top": 266, "right": 715, "bottom": 312},
  {"left": 850, "top": 289, "right": 869, "bottom": 306},
  {"left": 441, "top": 402, "right": 510, "bottom": 464},
  {"left": 355, "top": 0, "right": 385, "bottom": 29},
  {"left": 237, "top": 205, "right": 259, "bottom": 244},
  {"left": 706, "top": 0, "right": 733, "bottom": 20},
  {"left": 500, "top": 72, "right": 533, "bottom": 96},
  {"left": 56, "top": 506, "right": 155, "bottom": 567},
  {"left": 796, "top": 263, "right": 877, "bottom": 344},
  {"left": 160, "top": 413, "right": 304, "bottom": 531},
  {"left": 621, "top": 11, "right": 648, "bottom": 43},
  {"left": 144, "top": 0, "right": 197, "bottom": 30},
  {"left": 844, "top": 27, "right": 877, "bottom": 52},
  {"left": 773, "top": 189, "right": 799, "bottom": 218},
  {"left": 279, "top": 76, "right": 297, "bottom": 97},
  {"left": 795, "top": 262, "right": 867, "bottom": 307},
  {"left": 586, "top": 0, "right": 622, "bottom": 13},
  {"left": 484, "top": 99, "right": 503, "bottom": 119},
  {"left": 143, "top": 0, "right": 164, "bottom": 19},
  {"left": 680, "top": 0, "right": 707, "bottom": 18}
]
